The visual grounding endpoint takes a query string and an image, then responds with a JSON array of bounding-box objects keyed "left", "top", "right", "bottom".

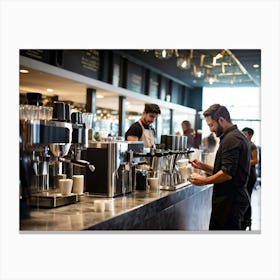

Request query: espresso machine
[
  {"left": 127, "top": 137, "right": 194, "bottom": 191},
  {"left": 81, "top": 141, "right": 144, "bottom": 197},
  {"left": 158, "top": 135, "right": 194, "bottom": 190},
  {"left": 19, "top": 98, "right": 95, "bottom": 212}
]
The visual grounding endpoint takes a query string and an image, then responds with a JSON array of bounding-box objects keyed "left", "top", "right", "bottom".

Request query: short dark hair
[
  {"left": 203, "top": 104, "right": 231, "bottom": 122},
  {"left": 242, "top": 127, "right": 254, "bottom": 136},
  {"left": 181, "top": 120, "right": 191, "bottom": 128},
  {"left": 144, "top": 103, "right": 161, "bottom": 114}
]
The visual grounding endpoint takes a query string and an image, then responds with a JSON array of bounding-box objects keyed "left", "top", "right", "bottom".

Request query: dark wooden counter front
[{"left": 20, "top": 184, "right": 213, "bottom": 231}]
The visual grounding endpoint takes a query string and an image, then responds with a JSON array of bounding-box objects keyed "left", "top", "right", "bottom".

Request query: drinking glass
[{"left": 82, "top": 113, "right": 93, "bottom": 129}]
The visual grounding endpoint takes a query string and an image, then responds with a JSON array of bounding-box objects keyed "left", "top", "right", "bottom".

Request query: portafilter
[{"left": 49, "top": 143, "right": 72, "bottom": 157}]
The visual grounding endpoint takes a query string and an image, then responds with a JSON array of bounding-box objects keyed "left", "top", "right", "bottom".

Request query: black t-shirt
[
  {"left": 125, "top": 121, "right": 155, "bottom": 140},
  {"left": 213, "top": 125, "right": 250, "bottom": 196}
]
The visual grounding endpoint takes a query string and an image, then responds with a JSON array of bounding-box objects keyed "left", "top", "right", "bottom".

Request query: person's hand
[
  {"left": 190, "top": 159, "right": 203, "bottom": 169},
  {"left": 188, "top": 173, "right": 206, "bottom": 186}
]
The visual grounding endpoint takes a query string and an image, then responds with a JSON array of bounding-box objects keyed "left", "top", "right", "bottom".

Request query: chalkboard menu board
[
  {"left": 148, "top": 71, "right": 159, "bottom": 98},
  {"left": 20, "top": 49, "right": 53, "bottom": 64},
  {"left": 126, "top": 61, "right": 144, "bottom": 93},
  {"left": 62, "top": 50, "right": 100, "bottom": 80}
]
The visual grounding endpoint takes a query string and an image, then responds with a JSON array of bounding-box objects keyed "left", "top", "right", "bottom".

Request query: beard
[{"left": 215, "top": 123, "right": 224, "bottom": 137}]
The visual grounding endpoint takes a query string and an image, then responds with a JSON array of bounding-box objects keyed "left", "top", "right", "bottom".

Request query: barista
[{"left": 125, "top": 103, "right": 161, "bottom": 148}]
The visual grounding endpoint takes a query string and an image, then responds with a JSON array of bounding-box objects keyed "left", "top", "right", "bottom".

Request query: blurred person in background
[
  {"left": 202, "top": 132, "right": 219, "bottom": 153},
  {"left": 176, "top": 120, "right": 195, "bottom": 148},
  {"left": 241, "top": 127, "right": 259, "bottom": 230},
  {"left": 125, "top": 103, "right": 161, "bottom": 148},
  {"left": 188, "top": 104, "right": 251, "bottom": 230}
]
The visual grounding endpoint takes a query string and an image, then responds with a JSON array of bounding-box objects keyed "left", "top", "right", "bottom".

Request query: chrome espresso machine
[
  {"left": 19, "top": 97, "right": 95, "bottom": 216},
  {"left": 80, "top": 134, "right": 194, "bottom": 197},
  {"left": 81, "top": 141, "right": 144, "bottom": 197},
  {"left": 158, "top": 134, "right": 194, "bottom": 190},
  {"left": 130, "top": 134, "right": 194, "bottom": 191}
]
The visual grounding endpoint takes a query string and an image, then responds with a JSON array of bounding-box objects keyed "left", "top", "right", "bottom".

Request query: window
[{"left": 202, "top": 87, "right": 261, "bottom": 146}]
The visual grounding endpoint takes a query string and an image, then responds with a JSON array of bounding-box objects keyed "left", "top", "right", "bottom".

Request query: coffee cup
[
  {"left": 148, "top": 177, "right": 160, "bottom": 191},
  {"left": 177, "top": 159, "right": 188, "bottom": 168},
  {"left": 55, "top": 174, "right": 67, "bottom": 188},
  {"left": 72, "top": 175, "right": 84, "bottom": 194},
  {"left": 59, "top": 179, "right": 73, "bottom": 195},
  {"left": 146, "top": 171, "right": 161, "bottom": 192},
  {"left": 104, "top": 200, "right": 114, "bottom": 211},
  {"left": 179, "top": 164, "right": 192, "bottom": 179}
]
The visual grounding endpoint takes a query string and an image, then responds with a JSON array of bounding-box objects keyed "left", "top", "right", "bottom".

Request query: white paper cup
[
  {"left": 148, "top": 177, "right": 160, "bottom": 191},
  {"left": 59, "top": 179, "right": 73, "bottom": 195},
  {"left": 146, "top": 171, "right": 161, "bottom": 192},
  {"left": 72, "top": 175, "right": 84, "bottom": 194},
  {"left": 177, "top": 159, "right": 188, "bottom": 168},
  {"left": 94, "top": 200, "right": 105, "bottom": 212},
  {"left": 179, "top": 165, "right": 192, "bottom": 179},
  {"left": 55, "top": 174, "right": 67, "bottom": 188},
  {"left": 104, "top": 200, "right": 114, "bottom": 211}
]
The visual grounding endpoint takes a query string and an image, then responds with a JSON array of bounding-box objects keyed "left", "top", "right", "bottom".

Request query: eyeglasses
[{"left": 207, "top": 120, "right": 217, "bottom": 129}]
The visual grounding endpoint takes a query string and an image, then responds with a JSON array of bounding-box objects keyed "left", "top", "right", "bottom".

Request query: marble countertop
[{"left": 20, "top": 183, "right": 212, "bottom": 231}]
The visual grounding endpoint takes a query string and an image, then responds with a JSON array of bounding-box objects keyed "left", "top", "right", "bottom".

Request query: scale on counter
[{"left": 29, "top": 190, "right": 82, "bottom": 208}]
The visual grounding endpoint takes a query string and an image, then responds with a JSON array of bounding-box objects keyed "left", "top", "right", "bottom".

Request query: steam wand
[{"left": 58, "top": 157, "right": 95, "bottom": 172}]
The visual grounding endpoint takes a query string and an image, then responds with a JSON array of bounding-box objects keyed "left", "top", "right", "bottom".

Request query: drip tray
[{"left": 30, "top": 191, "right": 81, "bottom": 208}]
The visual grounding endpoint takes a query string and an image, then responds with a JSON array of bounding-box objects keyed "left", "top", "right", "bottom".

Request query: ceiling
[
  {"left": 19, "top": 49, "right": 261, "bottom": 112},
  {"left": 116, "top": 49, "right": 261, "bottom": 88}
]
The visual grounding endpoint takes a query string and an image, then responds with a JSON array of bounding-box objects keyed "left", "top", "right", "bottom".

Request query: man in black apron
[
  {"left": 188, "top": 104, "right": 250, "bottom": 230},
  {"left": 125, "top": 103, "right": 161, "bottom": 148}
]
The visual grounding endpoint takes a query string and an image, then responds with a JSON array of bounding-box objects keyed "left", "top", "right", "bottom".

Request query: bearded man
[{"left": 189, "top": 104, "right": 251, "bottom": 230}]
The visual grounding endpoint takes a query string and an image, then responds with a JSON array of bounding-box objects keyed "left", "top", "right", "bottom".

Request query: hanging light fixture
[
  {"left": 154, "top": 49, "right": 174, "bottom": 59},
  {"left": 177, "top": 56, "right": 191, "bottom": 69},
  {"left": 191, "top": 64, "right": 205, "bottom": 78},
  {"left": 215, "top": 49, "right": 226, "bottom": 60}
]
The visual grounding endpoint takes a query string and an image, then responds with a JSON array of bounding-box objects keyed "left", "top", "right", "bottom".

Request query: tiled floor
[{"left": 250, "top": 182, "right": 261, "bottom": 231}]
